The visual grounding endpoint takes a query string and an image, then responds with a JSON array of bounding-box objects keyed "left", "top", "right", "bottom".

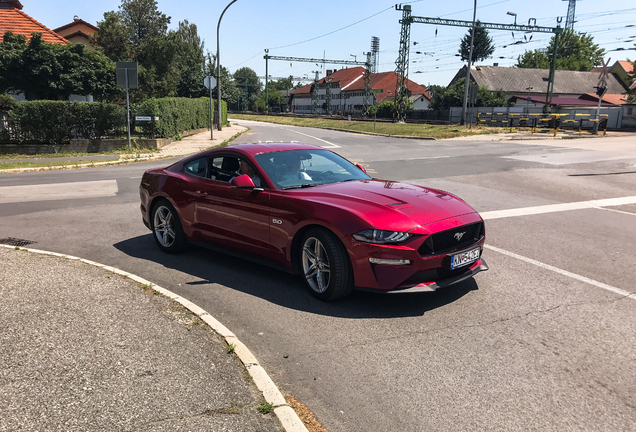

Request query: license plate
[{"left": 450, "top": 247, "right": 480, "bottom": 270}]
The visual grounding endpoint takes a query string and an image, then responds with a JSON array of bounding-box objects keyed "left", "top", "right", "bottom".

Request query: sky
[{"left": 22, "top": 0, "right": 636, "bottom": 88}]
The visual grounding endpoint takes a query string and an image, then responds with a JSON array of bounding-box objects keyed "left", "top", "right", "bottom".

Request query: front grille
[
  {"left": 419, "top": 222, "right": 483, "bottom": 256},
  {"left": 0, "top": 237, "right": 36, "bottom": 247},
  {"left": 402, "top": 266, "right": 472, "bottom": 286}
]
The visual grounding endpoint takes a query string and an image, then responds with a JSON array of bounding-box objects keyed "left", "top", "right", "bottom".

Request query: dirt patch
[{"left": 285, "top": 396, "right": 329, "bottom": 432}]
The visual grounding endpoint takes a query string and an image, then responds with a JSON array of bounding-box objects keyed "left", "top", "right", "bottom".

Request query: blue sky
[{"left": 23, "top": 0, "right": 636, "bottom": 87}]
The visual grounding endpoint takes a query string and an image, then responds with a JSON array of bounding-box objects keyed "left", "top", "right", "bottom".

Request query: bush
[
  {"left": 0, "top": 93, "right": 17, "bottom": 112},
  {"left": 133, "top": 97, "right": 226, "bottom": 138},
  {"left": 5, "top": 101, "right": 125, "bottom": 144}
]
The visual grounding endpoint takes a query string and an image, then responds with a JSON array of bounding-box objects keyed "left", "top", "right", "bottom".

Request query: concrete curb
[
  {"left": 0, "top": 154, "right": 170, "bottom": 174},
  {"left": 1, "top": 244, "right": 309, "bottom": 432}
]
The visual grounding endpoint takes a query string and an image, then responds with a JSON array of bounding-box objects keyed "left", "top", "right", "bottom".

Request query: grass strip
[
  {"left": 229, "top": 114, "right": 504, "bottom": 139},
  {"left": 0, "top": 148, "right": 160, "bottom": 160},
  {"left": 0, "top": 160, "right": 117, "bottom": 169}
]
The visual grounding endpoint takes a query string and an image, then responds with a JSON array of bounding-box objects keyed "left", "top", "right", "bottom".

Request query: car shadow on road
[{"left": 114, "top": 234, "right": 479, "bottom": 319}]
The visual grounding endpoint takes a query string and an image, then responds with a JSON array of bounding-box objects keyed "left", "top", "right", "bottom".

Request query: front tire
[
  {"left": 151, "top": 199, "right": 187, "bottom": 254},
  {"left": 301, "top": 228, "right": 353, "bottom": 301}
]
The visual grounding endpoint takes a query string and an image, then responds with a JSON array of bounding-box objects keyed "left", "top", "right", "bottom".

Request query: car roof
[{"left": 211, "top": 142, "right": 325, "bottom": 157}]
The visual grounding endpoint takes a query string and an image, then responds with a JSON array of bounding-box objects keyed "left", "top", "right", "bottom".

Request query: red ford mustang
[{"left": 139, "top": 143, "right": 488, "bottom": 300}]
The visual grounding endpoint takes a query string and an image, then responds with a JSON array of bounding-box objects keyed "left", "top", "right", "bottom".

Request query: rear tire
[
  {"left": 301, "top": 228, "right": 353, "bottom": 301},
  {"left": 151, "top": 199, "right": 187, "bottom": 254}
]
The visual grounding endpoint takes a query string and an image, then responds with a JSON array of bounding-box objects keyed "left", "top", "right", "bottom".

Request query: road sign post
[
  {"left": 116, "top": 62, "right": 138, "bottom": 149},
  {"left": 204, "top": 76, "right": 217, "bottom": 139},
  {"left": 370, "top": 89, "right": 383, "bottom": 131}
]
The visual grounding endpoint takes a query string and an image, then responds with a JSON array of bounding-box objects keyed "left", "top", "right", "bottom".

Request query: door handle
[{"left": 196, "top": 190, "right": 208, "bottom": 196}]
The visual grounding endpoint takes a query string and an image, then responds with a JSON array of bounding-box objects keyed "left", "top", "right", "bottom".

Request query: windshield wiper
[{"left": 282, "top": 183, "right": 317, "bottom": 190}]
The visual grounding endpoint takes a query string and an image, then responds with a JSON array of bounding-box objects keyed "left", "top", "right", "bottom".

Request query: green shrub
[
  {"left": 6, "top": 101, "right": 125, "bottom": 144},
  {"left": 133, "top": 97, "right": 226, "bottom": 139},
  {"left": 0, "top": 94, "right": 17, "bottom": 112}
]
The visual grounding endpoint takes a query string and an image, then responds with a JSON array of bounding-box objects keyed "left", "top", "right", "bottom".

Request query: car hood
[{"left": 292, "top": 179, "right": 479, "bottom": 232}]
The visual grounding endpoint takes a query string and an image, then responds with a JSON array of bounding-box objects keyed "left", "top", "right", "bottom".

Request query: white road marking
[
  {"left": 485, "top": 244, "right": 635, "bottom": 301},
  {"left": 0, "top": 180, "right": 119, "bottom": 204},
  {"left": 480, "top": 196, "right": 636, "bottom": 220},
  {"left": 404, "top": 156, "right": 451, "bottom": 161},
  {"left": 283, "top": 128, "right": 341, "bottom": 148},
  {"left": 598, "top": 207, "right": 636, "bottom": 216}
]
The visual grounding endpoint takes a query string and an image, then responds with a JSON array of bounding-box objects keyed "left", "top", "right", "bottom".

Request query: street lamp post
[
  {"left": 217, "top": 0, "right": 238, "bottom": 132},
  {"left": 507, "top": 11, "right": 517, "bottom": 26}
]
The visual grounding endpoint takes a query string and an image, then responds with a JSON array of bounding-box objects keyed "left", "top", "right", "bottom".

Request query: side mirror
[
  {"left": 355, "top": 163, "right": 367, "bottom": 173},
  {"left": 230, "top": 174, "right": 256, "bottom": 189}
]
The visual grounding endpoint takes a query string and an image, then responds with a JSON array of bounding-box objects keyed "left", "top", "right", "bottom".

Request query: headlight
[{"left": 352, "top": 229, "right": 411, "bottom": 244}]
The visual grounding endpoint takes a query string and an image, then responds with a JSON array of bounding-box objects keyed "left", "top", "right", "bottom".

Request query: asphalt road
[{"left": 1, "top": 120, "right": 635, "bottom": 431}]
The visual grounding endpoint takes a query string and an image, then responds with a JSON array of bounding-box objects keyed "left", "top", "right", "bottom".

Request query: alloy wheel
[
  {"left": 302, "top": 237, "right": 331, "bottom": 293},
  {"left": 153, "top": 205, "right": 176, "bottom": 248}
]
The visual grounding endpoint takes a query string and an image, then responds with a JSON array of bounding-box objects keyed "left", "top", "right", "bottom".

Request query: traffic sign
[
  {"left": 370, "top": 89, "right": 383, "bottom": 93},
  {"left": 116, "top": 62, "right": 138, "bottom": 89},
  {"left": 204, "top": 76, "right": 217, "bottom": 89}
]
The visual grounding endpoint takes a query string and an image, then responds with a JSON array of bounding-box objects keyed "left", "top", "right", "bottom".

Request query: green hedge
[
  {"left": 1, "top": 97, "right": 226, "bottom": 144},
  {"left": 3, "top": 101, "right": 125, "bottom": 144},
  {"left": 133, "top": 97, "right": 226, "bottom": 139}
]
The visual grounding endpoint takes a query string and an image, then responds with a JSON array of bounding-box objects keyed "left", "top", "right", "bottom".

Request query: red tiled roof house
[
  {"left": 290, "top": 67, "right": 431, "bottom": 114},
  {"left": 0, "top": 0, "right": 67, "bottom": 44}
]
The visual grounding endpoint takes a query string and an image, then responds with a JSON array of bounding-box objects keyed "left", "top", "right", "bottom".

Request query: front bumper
[
  {"left": 346, "top": 214, "right": 487, "bottom": 291},
  {"left": 356, "top": 258, "right": 488, "bottom": 294}
]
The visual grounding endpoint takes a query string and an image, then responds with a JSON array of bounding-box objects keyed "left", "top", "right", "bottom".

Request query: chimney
[
  {"left": 493, "top": 63, "right": 499, "bottom": 67},
  {"left": 0, "top": 0, "right": 24, "bottom": 9},
  {"left": 326, "top": 70, "right": 332, "bottom": 76}
]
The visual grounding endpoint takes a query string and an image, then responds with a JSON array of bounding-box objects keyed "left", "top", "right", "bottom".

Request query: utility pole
[
  {"left": 363, "top": 52, "right": 372, "bottom": 115},
  {"left": 392, "top": 7, "right": 561, "bottom": 121},
  {"left": 394, "top": 5, "right": 412, "bottom": 123},
  {"left": 563, "top": 0, "right": 579, "bottom": 30},
  {"left": 264, "top": 49, "right": 269, "bottom": 113},
  {"left": 263, "top": 54, "right": 366, "bottom": 116},
  {"left": 312, "top": 71, "right": 320, "bottom": 115},
  {"left": 461, "top": 0, "right": 477, "bottom": 126}
]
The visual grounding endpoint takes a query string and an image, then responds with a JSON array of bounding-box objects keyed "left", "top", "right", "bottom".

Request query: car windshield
[{"left": 254, "top": 149, "right": 370, "bottom": 190}]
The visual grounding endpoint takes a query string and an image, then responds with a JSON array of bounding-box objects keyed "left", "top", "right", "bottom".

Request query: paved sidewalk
[{"left": 0, "top": 246, "right": 299, "bottom": 432}]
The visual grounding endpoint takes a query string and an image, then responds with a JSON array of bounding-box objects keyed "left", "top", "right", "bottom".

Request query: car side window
[
  {"left": 183, "top": 157, "right": 208, "bottom": 178},
  {"left": 207, "top": 156, "right": 239, "bottom": 182}
]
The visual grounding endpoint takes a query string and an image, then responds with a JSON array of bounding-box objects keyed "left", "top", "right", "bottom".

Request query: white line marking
[
  {"left": 597, "top": 207, "right": 636, "bottom": 216},
  {"left": 0, "top": 180, "right": 119, "bottom": 204},
  {"left": 404, "top": 156, "right": 451, "bottom": 161},
  {"left": 283, "top": 128, "right": 341, "bottom": 148},
  {"left": 480, "top": 196, "right": 636, "bottom": 220},
  {"left": 485, "top": 244, "right": 635, "bottom": 301}
]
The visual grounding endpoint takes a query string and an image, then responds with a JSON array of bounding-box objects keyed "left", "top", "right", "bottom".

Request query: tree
[
  {"left": 270, "top": 76, "right": 293, "bottom": 91},
  {"left": 254, "top": 88, "right": 282, "bottom": 112},
  {"left": 429, "top": 78, "right": 511, "bottom": 110},
  {"left": 205, "top": 52, "right": 240, "bottom": 108},
  {"left": 626, "top": 56, "right": 636, "bottom": 104},
  {"left": 93, "top": 0, "right": 205, "bottom": 100},
  {"left": 174, "top": 20, "right": 205, "bottom": 98},
  {"left": 0, "top": 32, "right": 117, "bottom": 101},
  {"left": 233, "top": 67, "right": 261, "bottom": 110},
  {"left": 459, "top": 21, "right": 495, "bottom": 64},
  {"left": 516, "top": 28, "right": 605, "bottom": 71}
]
